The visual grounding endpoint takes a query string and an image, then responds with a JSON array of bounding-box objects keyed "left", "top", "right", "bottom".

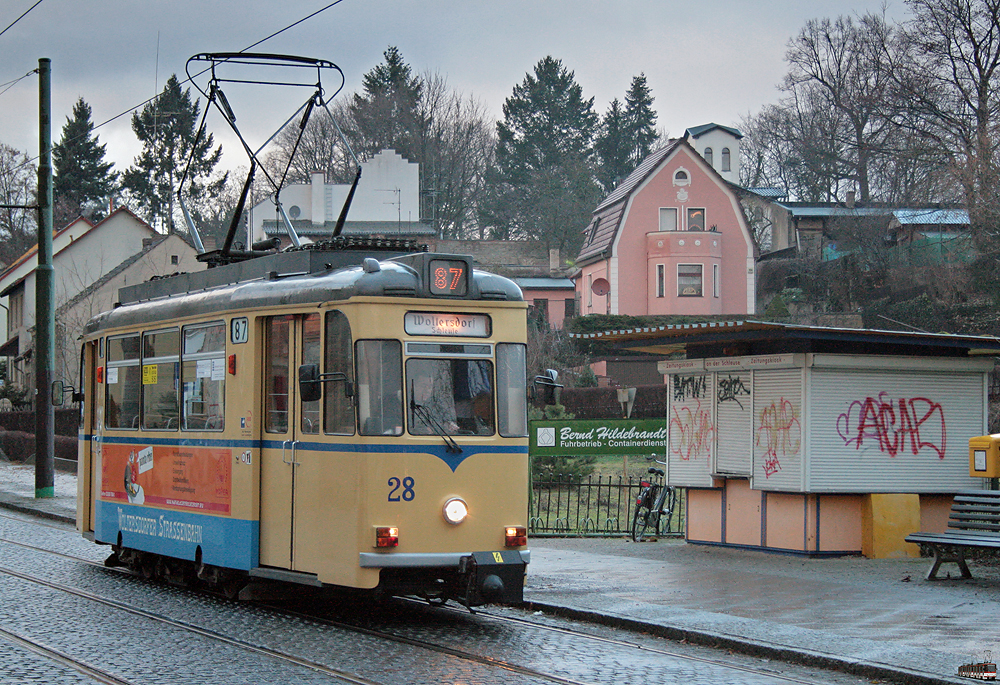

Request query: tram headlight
[{"left": 442, "top": 497, "right": 468, "bottom": 525}]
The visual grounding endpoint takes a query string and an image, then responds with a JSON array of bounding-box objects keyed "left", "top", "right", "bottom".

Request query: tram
[{"left": 76, "top": 239, "right": 530, "bottom": 605}]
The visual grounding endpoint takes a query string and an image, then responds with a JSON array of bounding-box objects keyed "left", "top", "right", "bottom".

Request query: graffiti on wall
[
  {"left": 835, "top": 392, "right": 946, "bottom": 459},
  {"left": 673, "top": 374, "right": 708, "bottom": 402},
  {"left": 717, "top": 375, "right": 751, "bottom": 409},
  {"left": 756, "top": 398, "right": 801, "bottom": 478},
  {"left": 669, "top": 400, "right": 714, "bottom": 461}
]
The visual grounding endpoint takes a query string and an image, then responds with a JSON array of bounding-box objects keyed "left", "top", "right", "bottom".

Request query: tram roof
[{"left": 84, "top": 249, "right": 523, "bottom": 336}]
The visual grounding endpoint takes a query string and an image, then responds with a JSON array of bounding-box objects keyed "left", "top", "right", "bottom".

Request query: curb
[
  {"left": 523, "top": 601, "right": 965, "bottom": 685},
  {"left": 0, "top": 499, "right": 75, "bottom": 525}
]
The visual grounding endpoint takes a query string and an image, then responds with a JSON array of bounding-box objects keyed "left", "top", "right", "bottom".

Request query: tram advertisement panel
[{"left": 100, "top": 443, "right": 232, "bottom": 514}]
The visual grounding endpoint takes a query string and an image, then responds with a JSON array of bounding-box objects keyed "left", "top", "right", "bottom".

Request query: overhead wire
[
  {"left": 5, "top": 0, "right": 349, "bottom": 173},
  {"left": 0, "top": 0, "right": 45, "bottom": 40}
]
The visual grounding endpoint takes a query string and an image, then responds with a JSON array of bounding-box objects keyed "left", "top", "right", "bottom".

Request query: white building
[
  {"left": 249, "top": 149, "right": 434, "bottom": 244},
  {"left": 0, "top": 209, "right": 200, "bottom": 390},
  {"left": 686, "top": 123, "right": 742, "bottom": 186}
]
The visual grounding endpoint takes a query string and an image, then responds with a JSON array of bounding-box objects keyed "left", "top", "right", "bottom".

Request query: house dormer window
[
  {"left": 704, "top": 147, "right": 713, "bottom": 167},
  {"left": 672, "top": 168, "right": 690, "bottom": 186},
  {"left": 722, "top": 148, "right": 731, "bottom": 172}
]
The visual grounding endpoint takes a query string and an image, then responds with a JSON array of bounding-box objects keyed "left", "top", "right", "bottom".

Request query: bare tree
[
  {"left": 899, "top": 0, "right": 1000, "bottom": 243},
  {"left": 418, "top": 72, "right": 496, "bottom": 239},
  {"left": 783, "top": 12, "right": 901, "bottom": 202},
  {"left": 0, "top": 144, "right": 37, "bottom": 265}
]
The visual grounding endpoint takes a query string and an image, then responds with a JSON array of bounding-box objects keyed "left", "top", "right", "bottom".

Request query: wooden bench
[{"left": 905, "top": 490, "right": 1000, "bottom": 580}]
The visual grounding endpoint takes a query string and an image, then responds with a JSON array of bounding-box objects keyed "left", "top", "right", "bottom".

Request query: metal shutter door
[
  {"left": 808, "top": 368, "right": 984, "bottom": 492},
  {"left": 667, "top": 372, "right": 715, "bottom": 487},
  {"left": 753, "top": 368, "right": 804, "bottom": 491}
]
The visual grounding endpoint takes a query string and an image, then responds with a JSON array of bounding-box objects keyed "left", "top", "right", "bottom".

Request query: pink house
[{"left": 575, "top": 130, "right": 757, "bottom": 317}]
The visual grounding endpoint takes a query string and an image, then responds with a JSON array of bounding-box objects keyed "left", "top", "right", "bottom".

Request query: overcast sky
[{"left": 2, "top": 0, "right": 907, "bottom": 175}]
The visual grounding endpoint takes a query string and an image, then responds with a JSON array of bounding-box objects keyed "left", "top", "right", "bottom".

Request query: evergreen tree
[
  {"left": 595, "top": 98, "right": 631, "bottom": 193},
  {"left": 53, "top": 97, "right": 117, "bottom": 226},
  {"left": 121, "top": 75, "right": 225, "bottom": 233},
  {"left": 495, "top": 56, "right": 598, "bottom": 182},
  {"left": 485, "top": 56, "right": 600, "bottom": 254},
  {"left": 623, "top": 74, "right": 658, "bottom": 167},
  {"left": 349, "top": 46, "right": 429, "bottom": 162}
]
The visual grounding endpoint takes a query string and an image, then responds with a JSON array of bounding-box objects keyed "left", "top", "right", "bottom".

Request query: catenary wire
[
  {"left": 4, "top": 0, "right": 348, "bottom": 173},
  {"left": 0, "top": 0, "right": 46, "bottom": 40}
]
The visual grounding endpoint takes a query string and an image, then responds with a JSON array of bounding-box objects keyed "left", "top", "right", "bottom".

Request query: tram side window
[
  {"left": 106, "top": 334, "right": 141, "bottom": 429},
  {"left": 142, "top": 328, "right": 180, "bottom": 430},
  {"left": 325, "top": 311, "right": 355, "bottom": 435},
  {"left": 497, "top": 343, "right": 528, "bottom": 437},
  {"left": 407, "top": 358, "right": 495, "bottom": 436},
  {"left": 301, "top": 314, "right": 321, "bottom": 435},
  {"left": 356, "top": 340, "right": 402, "bottom": 436},
  {"left": 181, "top": 322, "right": 226, "bottom": 431},
  {"left": 265, "top": 316, "right": 292, "bottom": 434}
]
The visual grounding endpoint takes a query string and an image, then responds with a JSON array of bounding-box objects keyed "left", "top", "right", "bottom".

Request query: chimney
[
  {"left": 549, "top": 248, "right": 560, "bottom": 273},
  {"left": 846, "top": 190, "right": 856, "bottom": 208},
  {"left": 142, "top": 237, "right": 154, "bottom": 249},
  {"left": 311, "top": 170, "right": 326, "bottom": 227}
]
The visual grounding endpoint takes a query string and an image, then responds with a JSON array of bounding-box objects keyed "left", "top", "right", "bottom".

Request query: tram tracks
[
  {"left": 0, "top": 514, "right": 860, "bottom": 685},
  {"left": 0, "top": 622, "right": 139, "bottom": 685}
]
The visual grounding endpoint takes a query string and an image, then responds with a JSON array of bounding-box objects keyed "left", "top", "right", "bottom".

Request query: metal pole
[{"left": 35, "top": 57, "right": 54, "bottom": 499}]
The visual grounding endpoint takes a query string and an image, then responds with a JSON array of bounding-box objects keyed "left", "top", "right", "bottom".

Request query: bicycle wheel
[
  {"left": 659, "top": 488, "right": 678, "bottom": 534},
  {"left": 631, "top": 502, "right": 651, "bottom": 542}
]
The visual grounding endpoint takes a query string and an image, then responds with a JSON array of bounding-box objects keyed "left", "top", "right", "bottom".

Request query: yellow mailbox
[{"left": 969, "top": 434, "right": 1000, "bottom": 478}]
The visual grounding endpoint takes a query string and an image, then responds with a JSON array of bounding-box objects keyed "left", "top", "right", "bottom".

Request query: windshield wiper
[{"left": 410, "top": 395, "right": 462, "bottom": 454}]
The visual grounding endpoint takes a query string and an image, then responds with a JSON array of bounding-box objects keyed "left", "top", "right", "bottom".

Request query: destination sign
[{"left": 404, "top": 312, "right": 491, "bottom": 337}]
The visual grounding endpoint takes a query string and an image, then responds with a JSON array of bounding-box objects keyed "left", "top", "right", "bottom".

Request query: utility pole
[{"left": 35, "top": 57, "right": 54, "bottom": 499}]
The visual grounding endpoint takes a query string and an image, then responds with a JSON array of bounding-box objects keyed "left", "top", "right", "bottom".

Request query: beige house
[{"left": 0, "top": 209, "right": 200, "bottom": 392}]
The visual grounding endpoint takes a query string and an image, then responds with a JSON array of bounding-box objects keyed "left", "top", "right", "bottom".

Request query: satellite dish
[{"left": 592, "top": 278, "right": 610, "bottom": 296}]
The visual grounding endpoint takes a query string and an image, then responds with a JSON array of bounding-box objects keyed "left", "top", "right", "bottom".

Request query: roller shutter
[
  {"left": 808, "top": 367, "right": 985, "bottom": 492},
  {"left": 715, "top": 370, "right": 752, "bottom": 475},
  {"left": 752, "top": 368, "right": 804, "bottom": 491},
  {"left": 667, "top": 372, "right": 715, "bottom": 487}
]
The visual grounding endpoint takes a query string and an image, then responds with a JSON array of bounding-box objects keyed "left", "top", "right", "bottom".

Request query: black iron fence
[{"left": 529, "top": 474, "right": 685, "bottom": 537}]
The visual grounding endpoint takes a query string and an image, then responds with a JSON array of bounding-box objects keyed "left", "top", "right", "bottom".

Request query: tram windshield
[{"left": 407, "top": 358, "right": 495, "bottom": 436}]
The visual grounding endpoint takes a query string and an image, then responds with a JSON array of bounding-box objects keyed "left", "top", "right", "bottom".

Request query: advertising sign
[
  {"left": 101, "top": 443, "right": 232, "bottom": 514},
  {"left": 530, "top": 418, "right": 667, "bottom": 457}
]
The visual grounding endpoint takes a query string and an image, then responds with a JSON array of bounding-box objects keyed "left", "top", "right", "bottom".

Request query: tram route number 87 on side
[{"left": 75, "top": 245, "right": 531, "bottom": 607}]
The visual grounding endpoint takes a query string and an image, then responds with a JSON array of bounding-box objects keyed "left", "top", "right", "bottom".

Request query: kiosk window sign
[{"left": 530, "top": 418, "right": 667, "bottom": 456}]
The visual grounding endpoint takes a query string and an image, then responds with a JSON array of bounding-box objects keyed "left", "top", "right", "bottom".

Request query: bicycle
[{"left": 631, "top": 460, "right": 677, "bottom": 542}]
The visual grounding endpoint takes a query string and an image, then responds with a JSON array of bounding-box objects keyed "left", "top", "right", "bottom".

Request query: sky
[{"left": 1, "top": 0, "right": 907, "bottom": 175}]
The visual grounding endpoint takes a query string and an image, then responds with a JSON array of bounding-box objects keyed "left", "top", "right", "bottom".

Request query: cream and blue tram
[{"left": 76, "top": 245, "right": 529, "bottom": 605}]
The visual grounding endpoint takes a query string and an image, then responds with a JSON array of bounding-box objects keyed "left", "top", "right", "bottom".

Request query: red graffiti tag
[
  {"left": 835, "top": 392, "right": 946, "bottom": 459},
  {"left": 669, "top": 399, "right": 714, "bottom": 461},
  {"left": 756, "top": 399, "right": 800, "bottom": 478}
]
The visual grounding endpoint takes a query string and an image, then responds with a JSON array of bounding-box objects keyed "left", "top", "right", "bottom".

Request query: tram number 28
[{"left": 387, "top": 477, "right": 415, "bottom": 502}]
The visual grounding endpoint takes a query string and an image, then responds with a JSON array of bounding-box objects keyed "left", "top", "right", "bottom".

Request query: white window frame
[
  {"left": 659, "top": 207, "right": 677, "bottom": 232},
  {"left": 687, "top": 208, "right": 706, "bottom": 232},
  {"left": 678, "top": 264, "right": 703, "bottom": 297}
]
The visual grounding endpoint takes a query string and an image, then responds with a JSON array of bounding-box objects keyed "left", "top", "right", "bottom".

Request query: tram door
[{"left": 258, "top": 314, "right": 321, "bottom": 571}]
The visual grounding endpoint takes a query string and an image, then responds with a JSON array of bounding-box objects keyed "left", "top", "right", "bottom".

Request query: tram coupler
[{"left": 459, "top": 550, "right": 526, "bottom": 606}]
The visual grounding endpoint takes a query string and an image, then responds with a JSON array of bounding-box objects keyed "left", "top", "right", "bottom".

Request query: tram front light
[
  {"left": 443, "top": 498, "right": 468, "bottom": 525},
  {"left": 505, "top": 526, "right": 527, "bottom": 547},
  {"left": 375, "top": 526, "right": 398, "bottom": 548}
]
